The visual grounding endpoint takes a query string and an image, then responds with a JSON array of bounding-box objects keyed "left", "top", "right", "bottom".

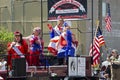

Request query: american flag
[
  {"left": 105, "top": 3, "right": 112, "bottom": 32},
  {"left": 89, "top": 27, "right": 105, "bottom": 67}
]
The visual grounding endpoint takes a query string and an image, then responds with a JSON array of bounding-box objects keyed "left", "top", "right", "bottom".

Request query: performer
[
  {"left": 56, "top": 21, "right": 78, "bottom": 65},
  {"left": 47, "top": 16, "right": 78, "bottom": 65},
  {"left": 7, "top": 31, "right": 28, "bottom": 69},
  {"left": 47, "top": 15, "right": 64, "bottom": 56},
  {"left": 24, "top": 27, "right": 44, "bottom": 66}
]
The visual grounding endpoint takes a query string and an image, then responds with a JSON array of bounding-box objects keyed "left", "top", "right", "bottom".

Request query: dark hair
[{"left": 14, "top": 33, "right": 23, "bottom": 44}]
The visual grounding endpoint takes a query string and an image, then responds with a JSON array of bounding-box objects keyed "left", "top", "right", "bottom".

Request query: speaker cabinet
[
  {"left": 81, "top": 56, "right": 92, "bottom": 77},
  {"left": 12, "top": 58, "right": 26, "bottom": 77}
]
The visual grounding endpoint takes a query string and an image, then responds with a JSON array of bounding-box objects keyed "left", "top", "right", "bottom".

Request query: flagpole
[
  {"left": 91, "top": 0, "right": 101, "bottom": 59},
  {"left": 97, "top": 20, "right": 103, "bottom": 68},
  {"left": 104, "top": 2, "right": 112, "bottom": 53},
  {"left": 92, "top": 20, "right": 100, "bottom": 68},
  {"left": 94, "top": 20, "right": 100, "bottom": 39},
  {"left": 94, "top": 20, "right": 107, "bottom": 69},
  {"left": 91, "top": 0, "right": 94, "bottom": 64},
  {"left": 98, "top": 0, "right": 103, "bottom": 67}
]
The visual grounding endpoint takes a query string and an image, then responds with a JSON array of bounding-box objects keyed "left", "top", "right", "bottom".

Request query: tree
[{"left": 0, "top": 27, "right": 14, "bottom": 55}]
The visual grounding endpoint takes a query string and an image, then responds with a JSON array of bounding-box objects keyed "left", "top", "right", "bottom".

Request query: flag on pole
[
  {"left": 105, "top": 3, "right": 112, "bottom": 32},
  {"left": 89, "top": 27, "right": 105, "bottom": 67}
]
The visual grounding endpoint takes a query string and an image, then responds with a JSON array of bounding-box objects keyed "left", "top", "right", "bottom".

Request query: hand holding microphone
[
  {"left": 7, "top": 42, "right": 16, "bottom": 51},
  {"left": 11, "top": 42, "right": 16, "bottom": 48}
]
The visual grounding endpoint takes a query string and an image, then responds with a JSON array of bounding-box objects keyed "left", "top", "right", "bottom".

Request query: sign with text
[
  {"left": 48, "top": 0, "right": 87, "bottom": 20},
  {"left": 77, "top": 57, "right": 86, "bottom": 76},
  {"left": 68, "top": 57, "right": 86, "bottom": 76}
]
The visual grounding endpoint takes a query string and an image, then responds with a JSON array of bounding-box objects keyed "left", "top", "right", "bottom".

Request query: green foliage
[{"left": 0, "top": 27, "right": 14, "bottom": 54}]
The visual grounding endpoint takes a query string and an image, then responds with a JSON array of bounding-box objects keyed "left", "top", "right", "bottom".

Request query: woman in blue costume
[{"left": 57, "top": 21, "right": 76, "bottom": 65}]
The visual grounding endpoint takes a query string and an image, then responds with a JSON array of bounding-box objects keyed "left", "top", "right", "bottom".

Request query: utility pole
[
  {"left": 98, "top": 0, "right": 102, "bottom": 29},
  {"left": 98, "top": 0, "right": 104, "bottom": 64}
]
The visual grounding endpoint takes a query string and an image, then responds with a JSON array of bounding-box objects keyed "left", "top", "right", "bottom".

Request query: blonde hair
[{"left": 33, "top": 27, "right": 41, "bottom": 32}]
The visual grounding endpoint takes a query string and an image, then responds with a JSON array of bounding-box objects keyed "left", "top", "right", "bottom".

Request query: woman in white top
[{"left": 0, "top": 58, "right": 7, "bottom": 71}]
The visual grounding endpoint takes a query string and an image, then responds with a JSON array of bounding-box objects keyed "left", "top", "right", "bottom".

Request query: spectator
[
  {"left": 103, "top": 49, "right": 120, "bottom": 79},
  {"left": 100, "top": 54, "right": 111, "bottom": 79},
  {"left": 0, "top": 58, "right": 7, "bottom": 71}
]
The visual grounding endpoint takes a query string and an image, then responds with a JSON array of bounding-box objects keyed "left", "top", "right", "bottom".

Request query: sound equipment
[{"left": 12, "top": 58, "right": 26, "bottom": 77}]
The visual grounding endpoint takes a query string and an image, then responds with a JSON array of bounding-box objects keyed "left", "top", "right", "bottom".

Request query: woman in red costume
[
  {"left": 24, "top": 27, "right": 44, "bottom": 66},
  {"left": 7, "top": 31, "right": 28, "bottom": 69}
]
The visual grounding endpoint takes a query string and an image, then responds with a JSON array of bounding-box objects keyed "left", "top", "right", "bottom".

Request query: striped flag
[
  {"left": 89, "top": 27, "right": 105, "bottom": 67},
  {"left": 105, "top": 3, "right": 112, "bottom": 32}
]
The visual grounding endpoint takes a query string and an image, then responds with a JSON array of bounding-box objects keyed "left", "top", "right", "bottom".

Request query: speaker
[{"left": 12, "top": 58, "right": 26, "bottom": 77}]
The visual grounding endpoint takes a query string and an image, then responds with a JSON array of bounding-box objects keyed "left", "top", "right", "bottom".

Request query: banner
[
  {"left": 68, "top": 57, "right": 86, "bottom": 76},
  {"left": 48, "top": 0, "right": 87, "bottom": 20}
]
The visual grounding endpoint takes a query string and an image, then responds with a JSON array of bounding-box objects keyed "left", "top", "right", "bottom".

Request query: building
[{"left": 0, "top": 0, "right": 120, "bottom": 59}]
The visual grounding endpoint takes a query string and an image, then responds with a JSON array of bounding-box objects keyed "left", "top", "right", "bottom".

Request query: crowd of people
[{"left": 100, "top": 49, "right": 120, "bottom": 80}]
